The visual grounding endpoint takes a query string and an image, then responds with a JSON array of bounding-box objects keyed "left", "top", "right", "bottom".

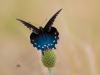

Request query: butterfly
[{"left": 17, "top": 9, "right": 62, "bottom": 55}]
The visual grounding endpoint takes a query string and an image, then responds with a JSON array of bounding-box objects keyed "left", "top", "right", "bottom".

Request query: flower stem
[{"left": 48, "top": 68, "right": 53, "bottom": 75}]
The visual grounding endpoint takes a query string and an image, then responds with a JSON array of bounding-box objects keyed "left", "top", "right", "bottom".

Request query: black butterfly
[{"left": 17, "top": 9, "right": 62, "bottom": 55}]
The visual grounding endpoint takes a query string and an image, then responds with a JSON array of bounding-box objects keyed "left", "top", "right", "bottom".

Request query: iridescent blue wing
[
  {"left": 44, "top": 9, "right": 62, "bottom": 32},
  {"left": 30, "top": 27, "right": 59, "bottom": 55},
  {"left": 30, "top": 33, "right": 48, "bottom": 54},
  {"left": 44, "top": 27, "right": 59, "bottom": 49},
  {"left": 17, "top": 19, "right": 39, "bottom": 34}
]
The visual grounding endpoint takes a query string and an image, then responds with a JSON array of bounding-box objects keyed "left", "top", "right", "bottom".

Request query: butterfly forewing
[
  {"left": 17, "top": 19, "right": 39, "bottom": 34},
  {"left": 44, "top": 9, "right": 62, "bottom": 32}
]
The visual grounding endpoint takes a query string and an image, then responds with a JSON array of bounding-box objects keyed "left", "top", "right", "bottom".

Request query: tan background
[{"left": 0, "top": 0, "right": 100, "bottom": 75}]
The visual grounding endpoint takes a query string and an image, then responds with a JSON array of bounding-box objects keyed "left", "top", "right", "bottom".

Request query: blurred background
[{"left": 0, "top": 0, "right": 100, "bottom": 75}]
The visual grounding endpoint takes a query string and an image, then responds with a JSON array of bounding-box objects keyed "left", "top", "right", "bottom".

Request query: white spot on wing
[
  {"left": 44, "top": 45, "right": 46, "bottom": 46},
  {"left": 53, "top": 40, "right": 55, "bottom": 42},
  {"left": 52, "top": 48, "right": 54, "bottom": 49},
  {"left": 48, "top": 44, "right": 50, "bottom": 46},
  {"left": 34, "top": 47, "right": 37, "bottom": 50},
  {"left": 32, "top": 40, "right": 34, "bottom": 42},
  {"left": 38, "top": 45, "right": 40, "bottom": 47},
  {"left": 35, "top": 43, "right": 37, "bottom": 45},
  {"left": 51, "top": 44, "right": 53, "bottom": 45},
  {"left": 55, "top": 32, "right": 56, "bottom": 34},
  {"left": 55, "top": 36, "right": 56, "bottom": 38},
  {"left": 42, "top": 47, "right": 44, "bottom": 48}
]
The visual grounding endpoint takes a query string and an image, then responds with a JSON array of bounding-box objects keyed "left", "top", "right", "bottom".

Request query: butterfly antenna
[
  {"left": 41, "top": 18, "right": 47, "bottom": 25},
  {"left": 30, "top": 22, "right": 40, "bottom": 26}
]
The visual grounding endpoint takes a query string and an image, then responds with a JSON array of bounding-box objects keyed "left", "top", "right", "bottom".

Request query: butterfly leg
[
  {"left": 54, "top": 46, "right": 56, "bottom": 49},
  {"left": 41, "top": 50, "right": 44, "bottom": 55}
]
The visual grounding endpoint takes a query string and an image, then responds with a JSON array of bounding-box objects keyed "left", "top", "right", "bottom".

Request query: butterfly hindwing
[
  {"left": 44, "top": 27, "right": 59, "bottom": 49},
  {"left": 30, "top": 27, "right": 59, "bottom": 55},
  {"left": 17, "top": 19, "right": 39, "bottom": 34},
  {"left": 30, "top": 33, "right": 48, "bottom": 55}
]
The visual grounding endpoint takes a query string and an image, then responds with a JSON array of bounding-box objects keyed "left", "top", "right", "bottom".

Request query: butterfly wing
[
  {"left": 17, "top": 19, "right": 39, "bottom": 34},
  {"left": 30, "top": 27, "right": 59, "bottom": 55},
  {"left": 30, "top": 33, "right": 48, "bottom": 55},
  {"left": 44, "top": 9, "right": 62, "bottom": 32},
  {"left": 44, "top": 27, "right": 59, "bottom": 49}
]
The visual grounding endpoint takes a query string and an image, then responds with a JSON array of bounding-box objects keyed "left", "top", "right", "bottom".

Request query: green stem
[{"left": 48, "top": 68, "right": 53, "bottom": 75}]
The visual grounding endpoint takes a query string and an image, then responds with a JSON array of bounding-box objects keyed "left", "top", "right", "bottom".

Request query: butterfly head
[{"left": 39, "top": 26, "right": 44, "bottom": 32}]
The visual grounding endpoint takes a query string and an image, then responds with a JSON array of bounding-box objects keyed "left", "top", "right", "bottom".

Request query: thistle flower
[
  {"left": 41, "top": 50, "right": 56, "bottom": 75},
  {"left": 42, "top": 50, "right": 56, "bottom": 68}
]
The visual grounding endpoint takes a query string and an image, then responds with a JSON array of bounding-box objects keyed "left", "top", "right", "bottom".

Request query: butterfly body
[
  {"left": 17, "top": 9, "right": 62, "bottom": 55},
  {"left": 39, "top": 27, "right": 44, "bottom": 33}
]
